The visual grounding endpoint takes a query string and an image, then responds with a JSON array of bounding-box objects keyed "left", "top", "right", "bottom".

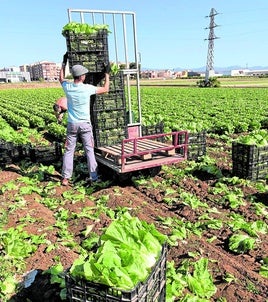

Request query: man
[
  {"left": 59, "top": 53, "right": 110, "bottom": 186},
  {"left": 53, "top": 96, "right": 67, "bottom": 124}
]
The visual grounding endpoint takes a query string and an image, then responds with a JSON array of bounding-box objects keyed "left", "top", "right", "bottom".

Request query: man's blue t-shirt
[{"left": 61, "top": 81, "right": 97, "bottom": 123}]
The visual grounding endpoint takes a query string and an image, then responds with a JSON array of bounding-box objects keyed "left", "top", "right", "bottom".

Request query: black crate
[
  {"left": 68, "top": 51, "right": 109, "bottom": 73},
  {"left": 0, "top": 141, "right": 13, "bottom": 151},
  {"left": 66, "top": 244, "right": 167, "bottom": 302},
  {"left": 94, "top": 127, "right": 127, "bottom": 147},
  {"left": 93, "top": 92, "right": 126, "bottom": 112},
  {"left": 142, "top": 122, "right": 164, "bottom": 136},
  {"left": 29, "top": 142, "right": 62, "bottom": 164},
  {"left": 176, "top": 131, "right": 206, "bottom": 161},
  {"left": 0, "top": 142, "right": 29, "bottom": 165},
  {"left": 99, "top": 72, "right": 125, "bottom": 93},
  {"left": 187, "top": 143, "right": 206, "bottom": 161},
  {"left": 92, "top": 108, "right": 127, "bottom": 127},
  {"left": 10, "top": 144, "right": 30, "bottom": 161},
  {"left": 232, "top": 142, "right": 268, "bottom": 180},
  {"left": 0, "top": 149, "right": 12, "bottom": 166},
  {"left": 141, "top": 122, "right": 165, "bottom": 143},
  {"left": 65, "top": 30, "right": 109, "bottom": 53},
  {"left": 85, "top": 73, "right": 106, "bottom": 86},
  {"left": 65, "top": 30, "right": 109, "bottom": 73},
  {"left": 85, "top": 72, "right": 124, "bottom": 93}
]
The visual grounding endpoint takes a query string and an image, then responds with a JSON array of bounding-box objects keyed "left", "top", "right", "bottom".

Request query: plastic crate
[
  {"left": 10, "top": 144, "right": 30, "bottom": 161},
  {"left": 92, "top": 108, "right": 127, "bottom": 127},
  {"left": 65, "top": 29, "right": 109, "bottom": 73},
  {"left": 29, "top": 142, "right": 62, "bottom": 164},
  {"left": 142, "top": 122, "right": 164, "bottom": 136},
  {"left": 0, "top": 148, "right": 13, "bottom": 166},
  {"left": 232, "top": 142, "right": 268, "bottom": 180},
  {"left": 176, "top": 131, "right": 206, "bottom": 161},
  {"left": 94, "top": 127, "right": 128, "bottom": 147},
  {"left": 65, "top": 30, "right": 109, "bottom": 53},
  {"left": 0, "top": 141, "right": 29, "bottom": 166},
  {"left": 141, "top": 122, "right": 165, "bottom": 143},
  {"left": 65, "top": 244, "right": 167, "bottom": 302},
  {"left": 99, "top": 72, "right": 125, "bottom": 93},
  {"left": 93, "top": 92, "right": 126, "bottom": 111},
  {"left": 85, "top": 73, "right": 106, "bottom": 86},
  {"left": 68, "top": 51, "right": 109, "bottom": 73}
]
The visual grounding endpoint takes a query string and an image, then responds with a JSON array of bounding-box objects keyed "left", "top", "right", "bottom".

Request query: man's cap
[{"left": 71, "top": 65, "right": 89, "bottom": 77}]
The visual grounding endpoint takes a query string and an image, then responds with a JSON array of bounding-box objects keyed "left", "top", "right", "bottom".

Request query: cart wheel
[
  {"left": 138, "top": 166, "right": 162, "bottom": 178},
  {"left": 116, "top": 172, "right": 132, "bottom": 184}
]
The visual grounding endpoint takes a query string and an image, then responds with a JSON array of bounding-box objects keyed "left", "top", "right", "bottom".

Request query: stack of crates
[
  {"left": 65, "top": 27, "right": 128, "bottom": 148},
  {"left": 65, "top": 29, "right": 109, "bottom": 73},
  {"left": 91, "top": 71, "right": 128, "bottom": 147}
]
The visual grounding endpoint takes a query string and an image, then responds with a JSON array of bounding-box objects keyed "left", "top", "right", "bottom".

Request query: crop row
[{"left": 0, "top": 87, "right": 268, "bottom": 144}]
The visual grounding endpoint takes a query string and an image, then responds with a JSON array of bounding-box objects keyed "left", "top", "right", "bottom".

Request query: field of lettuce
[{"left": 0, "top": 83, "right": 268, "bottom": 302}]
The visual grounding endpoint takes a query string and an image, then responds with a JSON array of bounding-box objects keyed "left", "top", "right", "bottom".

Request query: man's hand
[
  {"left": 102, "top": 62, "right": 111, "bottom": 74},
  {"left": 63, "top": 52, "right": 68, "bottom": 65}
]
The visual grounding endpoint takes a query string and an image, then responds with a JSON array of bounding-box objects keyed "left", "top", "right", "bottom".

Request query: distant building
[
  {"left": 29, "top": 61, "right": 60, "bottom": 81},
  {"left": 231, "top": 69, "right": 268, "bottom": 76},
  {"left": 0, "top": 67, "right": 30, "bottom": 83}
]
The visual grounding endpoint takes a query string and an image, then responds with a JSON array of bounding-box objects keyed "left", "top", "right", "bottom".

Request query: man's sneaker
[
  {"left": 61, "top": 178, "right": 69, "bottom": 186},
  {"left": 92, "top": 178, "right": 102, "bottom": 184},
  {"left": 85, "top": 177, "right": 102, "bottom": 187}
]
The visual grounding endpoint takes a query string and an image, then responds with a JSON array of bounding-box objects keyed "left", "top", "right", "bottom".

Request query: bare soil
[{"left": 1, "top": 137, "right": 268, "bottom": 302}]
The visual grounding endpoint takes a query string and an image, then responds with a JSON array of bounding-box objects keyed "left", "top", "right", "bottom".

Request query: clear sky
[{"left": 1, "top": 0, "right": 268, "bottom": 70}]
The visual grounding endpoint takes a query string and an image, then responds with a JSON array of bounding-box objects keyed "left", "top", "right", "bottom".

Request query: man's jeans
[{"left": 62, "top": 122, "right": 98, "bottom": 180}]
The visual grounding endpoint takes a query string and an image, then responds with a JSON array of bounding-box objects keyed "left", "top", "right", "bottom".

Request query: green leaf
[
  {"left": 228, "top": 233, "right": 256, "bottom": 253},
  {"left": 186, "top": 258, "right": 216, "bottom": 298}
]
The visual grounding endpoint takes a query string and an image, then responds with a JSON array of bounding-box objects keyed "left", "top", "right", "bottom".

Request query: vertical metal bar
[
  {"left": 80, "top": 12, "right": 85, "bottom": 23},
  {"left": 92, "top": 12, "right": 95, "bottom": 24},
  {"left": 67, "top": 9, "right": 72, "bottom": 22},
  {"left": 126, "top": 73, "right": 132, "bottom": 123},
  {"left": 112, "top": 13, "right": 119, "bottom": 64},
  {"left": 132, "top": 13, "right": 142, "bottom": 130},
  {"left": 122, "top": 14, "right": 129, "bottom": 68},
  {"left": 121, "top": 13, "right": 132, "bottom": 124},
  {"left": 102, "top": 13, "right": 106, "bottom": 24}
]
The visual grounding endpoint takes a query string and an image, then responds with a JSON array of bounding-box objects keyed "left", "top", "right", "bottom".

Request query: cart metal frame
[{"left": 67, "top": 9, "right": 188, "bottom": 176}]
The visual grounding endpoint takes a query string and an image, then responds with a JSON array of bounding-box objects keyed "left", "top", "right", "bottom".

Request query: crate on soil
[
  {"left": 142, "top": 122, "right": 165, "bottom": 142},
  {"left": 142, "top": 122, "right": 164, "bottom": 136},
  {"left": 65, "top": 244, "right": 167, "bottom": 302},
  {"left": 0, "top": 145, "right": 13, "bottom": 166},
  {"left": 176, "top": 131, "right": 206, "bottom": 161},
  {"left": 232, "top": 142, "right": 268, "bottom": 180},
  {"left": 0, "top": 141, "right": 29, "bottom": 166},
  {"left": 29, "top": 142, "right": 62, "bottom": 164}
]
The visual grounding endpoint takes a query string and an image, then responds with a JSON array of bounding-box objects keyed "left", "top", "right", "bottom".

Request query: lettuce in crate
[
  {"left": 236, "top": 129, "right": 268, "bottom": 147},
  {"left": 62, "top": 22, "right": 111, "bottom": 36},
  {"left": 69, "top": 212, "right": 167, "bottom": 290}
]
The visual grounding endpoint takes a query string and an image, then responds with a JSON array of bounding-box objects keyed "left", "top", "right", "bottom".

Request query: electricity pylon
[{"left": 205, "top": 8, "right": 219, "bottom": 84}]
